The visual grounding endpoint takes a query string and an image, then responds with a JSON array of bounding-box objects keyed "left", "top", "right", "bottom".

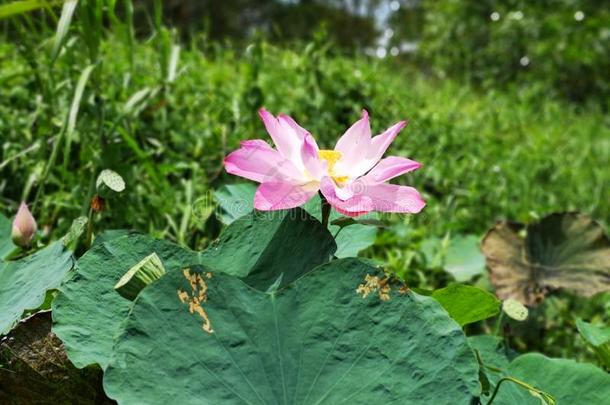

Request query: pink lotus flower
[
  {"left": 12, "top": 202, "right": 37, "bottom": 247},
  {"left": 224, "top": 109, "right": 425, "bottom": 217}
]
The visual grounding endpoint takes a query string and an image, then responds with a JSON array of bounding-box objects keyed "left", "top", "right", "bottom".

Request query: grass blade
[
  {"left": 63, "top": 64, "right": 95, "bottom": 168},
  {"left": 0, "top": 0, "right": 58, "bottom": 19},
  {"left": 167, "top": 44, "right": 180, "bottom": 83},
  {"left": 51, "top": 0, "right": 78, "bottom": 64}
]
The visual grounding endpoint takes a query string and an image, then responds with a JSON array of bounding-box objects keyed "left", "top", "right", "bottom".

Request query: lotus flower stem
[
  {"left": 485, "top": 376, "right": 555, "bottom": 405},
  {"left": 494, "top": 311, "right": 505, "bottom": 337},
  {"left": 320, "top": 191, "right": 331, "bottom": 228}
]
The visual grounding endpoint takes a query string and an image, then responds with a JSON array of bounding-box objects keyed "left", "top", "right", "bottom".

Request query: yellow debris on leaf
[
  {"left": 177, "top": 268, "right": 214, "bottom": 334},
  {"left": 356, "top": 274, "right": 393, "bottom": 301}
]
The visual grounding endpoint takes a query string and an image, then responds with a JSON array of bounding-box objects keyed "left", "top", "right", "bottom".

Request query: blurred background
[
  {"left": 137, "top": 0, "right": 610, "bottom": 102},
  {"left": 0, "top": 0, "right": 609, "bottom": 362}
]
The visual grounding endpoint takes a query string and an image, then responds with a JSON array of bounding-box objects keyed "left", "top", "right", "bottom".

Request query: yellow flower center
[{"left": 318, "top": 149, "right": 349, "bottom": 185}]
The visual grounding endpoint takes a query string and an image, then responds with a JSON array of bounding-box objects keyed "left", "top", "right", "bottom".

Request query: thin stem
[
  {"left": 486, "top": 376, "right": 554, "bottom": 405},
  {"left": 319, "top": 191, "right": 331, "bottom": 228},
  {"left": 33, "top": 131, "right": 64, "bottom": 211},
  {"left": 84, "top": 206, "right": 94, "bottom": 250},
  {"left": 494, "top": 311, "right": 505, "bottom": 336}
]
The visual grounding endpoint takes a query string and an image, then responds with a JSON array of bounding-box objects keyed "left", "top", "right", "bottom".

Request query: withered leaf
[{"left": 482, "top": 213, "right": 610, "bottom": 306}]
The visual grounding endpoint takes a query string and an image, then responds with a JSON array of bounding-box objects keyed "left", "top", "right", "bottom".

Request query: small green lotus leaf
[
  {"left": 214, "top": 183, "right": 378, "bottom": 258},
  {"left": 492, "top": 353, "right": 610, "bottom": 404},
  {"left": 576, "top": 319, "right": 610, "bottom": 367},
  {"left": 576, "top": 319, "right": 610, "bottom": 347},
  {"left": 430, "top": 284, "right": 501, "bottom": 327},
  {"left": 114, "top": 252, "right": 166, "bottom": 301},
  {"left": 96, "top": 169, "right": 126, "bottom": 197},
  {"left": 0, "top": 213, "right": 17, "bottom": 260},
  {"left": 444, "top": 234, "right": 485, "bottom": 282},
  {"left": 0, "top": 242, "right": 73, "bottom": 335},
  {"left": 103, "top": 259, "right": 480, "bottom": 404},
  {"left": 482, "top": 213, "right": 610, "bottom": 305},
  {"left": 502, "top": 298, "right": 528, "bottom": 321},
  {"left": 421, "top": 235, "right": 445, "bottom": 268},
  {"left": 302, "top": 194, "right": 378, "bottom": 258},
  {"left": 333, "top": 222, "right": 378, "bottom": 258}
]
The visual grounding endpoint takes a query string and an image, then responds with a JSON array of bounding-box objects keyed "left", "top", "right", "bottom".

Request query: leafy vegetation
[
  {"left": 421, "top": 0, "right": 610, "bottom": 104},
  {"left": 1, "top": 1, "right": 609, "bottom": 403}
]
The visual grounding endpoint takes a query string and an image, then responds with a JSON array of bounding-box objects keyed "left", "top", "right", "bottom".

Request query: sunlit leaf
[{"left": 429, "top": 284, "right": 500, "bottom": 327}]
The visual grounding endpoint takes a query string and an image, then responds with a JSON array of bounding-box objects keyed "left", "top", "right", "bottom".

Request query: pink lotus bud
[{"left": 12, "top": 202, "right": 37, "bottom": 248}]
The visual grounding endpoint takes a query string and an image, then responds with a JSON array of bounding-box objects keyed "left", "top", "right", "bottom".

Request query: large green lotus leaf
[
  {"left": 0, "top": 213, "right": 17, "bottom": 260},
  {"left": 52, "top": 233, "right": 201, "bottom": 369},
  {"left": 103, "top": 259, "right": 480, "bottom": 404},
  {"left": 215, "top": 183, "right": 377, "bottom": 258},
  {"left": 92, "top": 229, "right": 135, "bottom": 247},
  {"left": 493, "top": 353, "right": 610, "bottom": 404},
  {"left": 482, "top": 213, "right": 610, "bottom": 305},
  {"left": 0, "top": 242, "right": 73, "bottom": 335},
  {"left": 199, "top": 208, "right": 336, "bottom": 291},
  {"left": 53, "top": 209, "right": 335, "bottom": 369}
]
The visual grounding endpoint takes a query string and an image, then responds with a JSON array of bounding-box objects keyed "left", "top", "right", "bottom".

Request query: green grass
[{"left": 2, "top": 35, "right": 607, "bottom": 246}]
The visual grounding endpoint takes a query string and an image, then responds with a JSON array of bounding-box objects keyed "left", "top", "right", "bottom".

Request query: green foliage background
[{"left": 420, "top": 0, "right": 610, "bottom": 103}]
